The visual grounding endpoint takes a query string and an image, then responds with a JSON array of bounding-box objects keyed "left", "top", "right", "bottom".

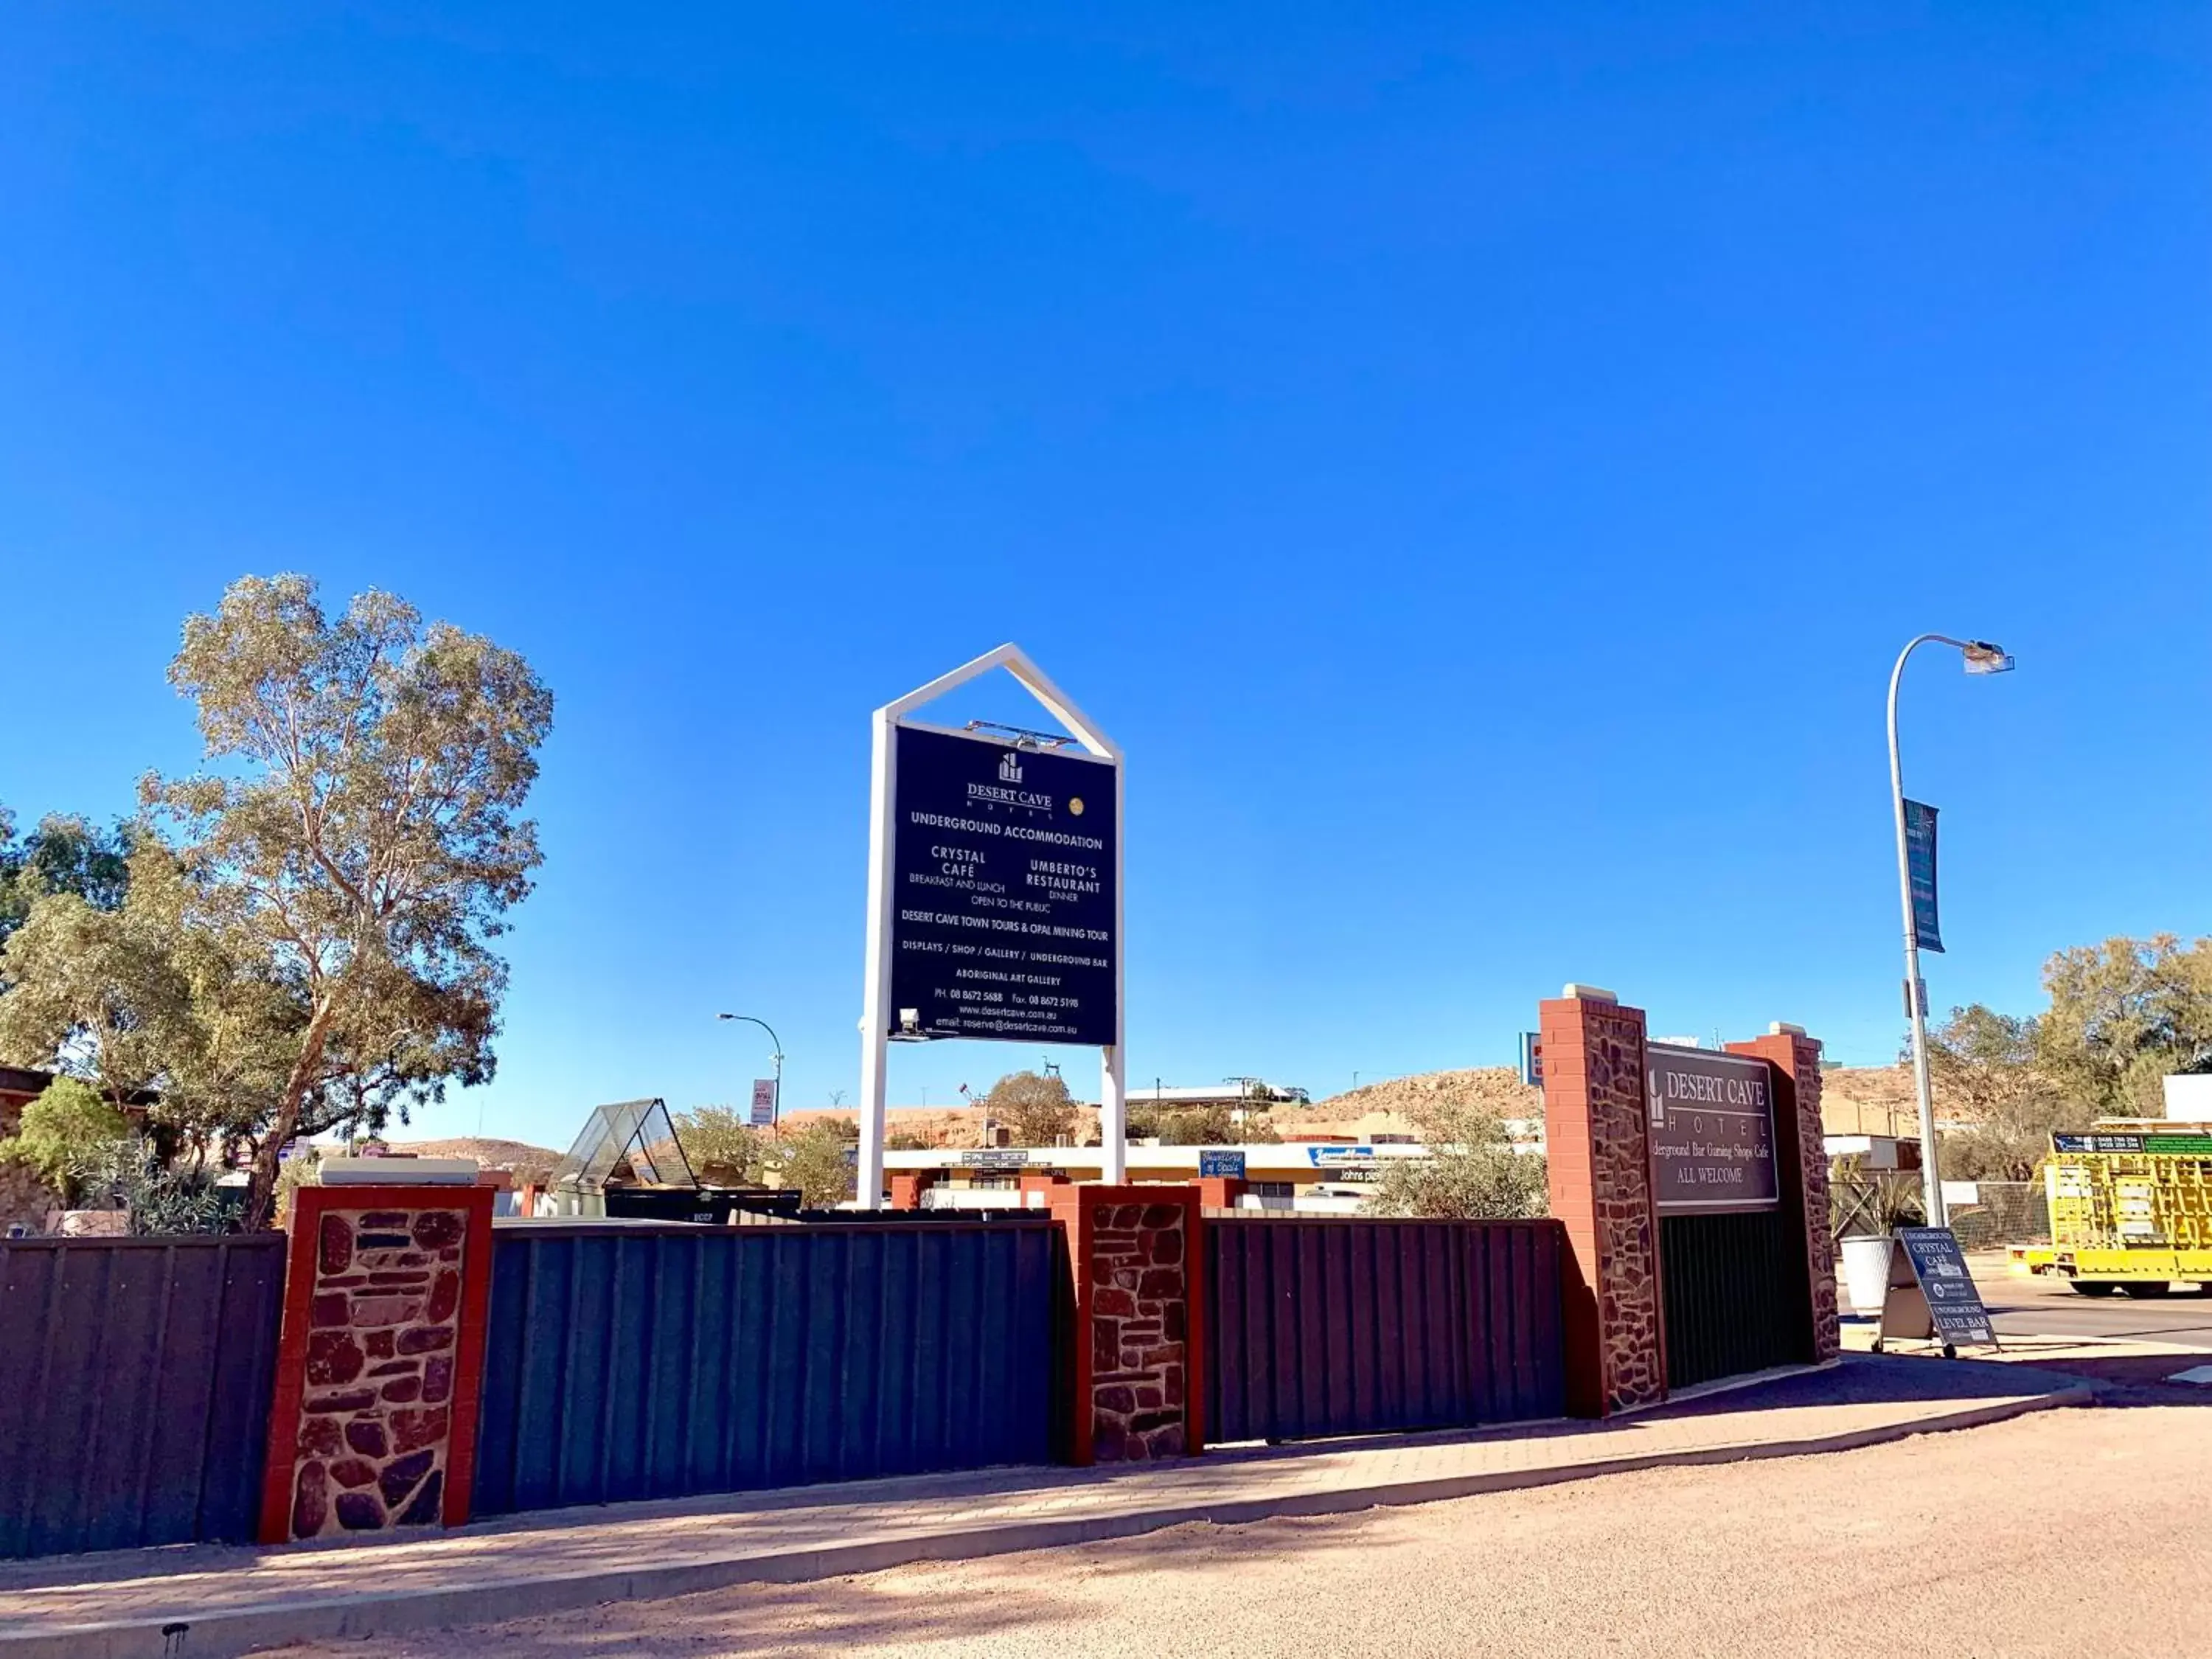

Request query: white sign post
[{"left": 859, "top": 644, "right": 1126, "bottom": 1210}]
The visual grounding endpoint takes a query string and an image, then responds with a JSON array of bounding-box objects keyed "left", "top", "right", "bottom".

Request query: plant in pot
[{"left": 1830, "top": 1156, "right": 1927, "bottom": 1315}]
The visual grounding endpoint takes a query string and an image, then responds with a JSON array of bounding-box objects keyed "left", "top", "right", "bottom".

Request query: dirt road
[{"left": 270, "top": 1405, "right": 2208, "bottom": 1659}]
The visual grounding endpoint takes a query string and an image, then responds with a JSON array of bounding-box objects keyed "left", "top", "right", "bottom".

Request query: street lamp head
[
  {"left": 1961, "top": 641, "right": 2015, "bottom": 676},
  {"left": 717, "top": 1012, "right": 734, "bottom": 1020}
]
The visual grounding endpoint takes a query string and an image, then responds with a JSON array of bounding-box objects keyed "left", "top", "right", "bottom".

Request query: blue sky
[{"left": 4, "top": 6, "right": 2207, "bottom": 1147}]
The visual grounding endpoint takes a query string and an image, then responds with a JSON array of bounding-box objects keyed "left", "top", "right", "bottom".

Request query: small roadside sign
[
  {"left": 1876, "top": 1226, "right": 1997, "bottom": 1354},
  {"left": 1517, "top": 1033, "right": 1543, "bottom": 1088},
  {"left": 1198, "top": 1150, "right": 1246, "bottom": 1180}
]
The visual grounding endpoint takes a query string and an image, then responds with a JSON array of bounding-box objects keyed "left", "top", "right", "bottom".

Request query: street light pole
[
  {"left": 717, "top": 1013, "right": 785, "bottom": 1130},
  {"left": 1887, "top": 635, "right": 2014, "bottom": 1230}
]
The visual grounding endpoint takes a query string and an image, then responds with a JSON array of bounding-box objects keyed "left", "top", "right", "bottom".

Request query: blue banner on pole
[{"left": 1904, "top": 799, "right": 1943, "bottom": 954}]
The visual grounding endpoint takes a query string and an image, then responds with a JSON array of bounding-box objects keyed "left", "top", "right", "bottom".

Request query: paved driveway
[{"left": 266, "top": 1406, "right": 2211, "bottom": 1659}]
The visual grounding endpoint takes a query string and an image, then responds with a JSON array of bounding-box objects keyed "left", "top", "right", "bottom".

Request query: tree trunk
[{"left": 241, "top": 998, "right": 338, "bottom": 1231}]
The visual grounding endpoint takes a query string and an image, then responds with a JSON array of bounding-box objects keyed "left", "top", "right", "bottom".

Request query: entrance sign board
[
  {"left": 858, "top": 644, "right": 1127, "bottom": 1208},
  {"left": 1877, "top": 1226, "right": 1997, "bottom": 1350},
  {"left": 1198, "top": 1150, "right": 1247, "bottom": 1180},
  {"left": 887, "top": 726, "right": 1118, "bottom": 1045},
  {"left": 1903, "top": 799, "right": 1944, "bottom": 953},
  {"left": 1645, "top": 1043, "right": 1779, "bottom": 1213}
]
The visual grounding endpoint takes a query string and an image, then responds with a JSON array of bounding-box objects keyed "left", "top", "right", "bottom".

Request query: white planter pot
[{"left": 1840, "top": 1234, "right": 1896, "bottom": 1315}]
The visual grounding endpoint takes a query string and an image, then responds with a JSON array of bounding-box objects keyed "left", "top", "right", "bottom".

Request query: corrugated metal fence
[
  {"left": 472, "top": 1220, "right": 1059, "bottom": 1515},
  {"left": 0, "top": 1234, "right": 288, "bottom": 1559},
  {"left": 1205, "top": 1217, "right": 1565, "bottom": 1443}
]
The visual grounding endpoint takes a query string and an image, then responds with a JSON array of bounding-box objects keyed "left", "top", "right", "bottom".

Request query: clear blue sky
[{"left": 4, "top": 7, "right": 2207, "bottom": 1148}]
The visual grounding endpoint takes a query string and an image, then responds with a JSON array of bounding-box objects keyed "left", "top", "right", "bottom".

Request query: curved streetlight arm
[{"left": 717, "top": 1014, "right": 786, "bottom": 1129}]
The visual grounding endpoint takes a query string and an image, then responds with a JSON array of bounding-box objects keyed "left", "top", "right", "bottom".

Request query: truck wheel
[
  {"left": 2121, "top": 1282, "right": 2173, "bottom": 1299},
  {"left": 2069, "top": 1281, "right": 2118, "bottom": 1296}
]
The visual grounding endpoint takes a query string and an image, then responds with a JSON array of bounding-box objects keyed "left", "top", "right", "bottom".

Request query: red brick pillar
[
  {"left": 1195, "top": 1175, "right": 1245, "bottom": 1211},
  {"left": 888, "top": 1172, "right": 933, "bottom": 1211},
  {"left": 259, "top": 1185, "right": 496, "bottom": 1542},
  {"left": 1539, "top": 987, "right": 1665, "bottom": 1418},
  {"left": 1727, "top": 1024, "right": 1840, "bottom": 1362},
  {"left": 1047, "top": 1185, "right": 1203, "bottom": 1464}
]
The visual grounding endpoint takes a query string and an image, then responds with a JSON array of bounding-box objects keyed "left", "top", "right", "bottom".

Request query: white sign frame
[{"left": 858, "top": 644, "right": 1127, "bottom": 1208}]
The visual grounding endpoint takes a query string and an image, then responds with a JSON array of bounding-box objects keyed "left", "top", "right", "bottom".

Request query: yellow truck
[{"left": 2012, "top": 1124, "right": 2212, "bottom": 1296}]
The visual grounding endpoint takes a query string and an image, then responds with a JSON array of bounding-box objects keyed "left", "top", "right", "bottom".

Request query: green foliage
[
  {"left": 767, "top": 1119, "right": 858, "bottom": 1209},
  {"left": 0, "top": 1078, "right": 133, "bottom": 1208},
  {"left": 1137, "top": 1103, "right": 1281, "bottom": 1145},
  {"left": 2037, "top": 935, "right": 2212, "bottom": 1117},
  {"left": 115, "top": 574, "right": 552, "bottom": 1229},
  {"left": 1363, "top": 1093, "right": 1548, "bottom": 1220},
  {"left": 1918, "top": 1003, "right": 2090, "bottom": 1181},
  {"left": 673, "top": 1106, "right": 769, "bottom": 1184},
  {"left": 119, "top": 1163, "right": 237, "bottom": 1235},
  {"left": 0, "top": 812, "right": 134, "bottom": 950},
  {"left": 983, "top": 1070, "right": 1079, "bottom": 1146}
]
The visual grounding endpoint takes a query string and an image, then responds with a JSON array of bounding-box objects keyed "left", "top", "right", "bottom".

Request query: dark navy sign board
[
  {"left": 1904, "top": 799, "right": 1944, "bottom": 953},
  {"left": 1646, "top": 1044, "right": 1780, "bottom": 1213},
  {"left": 888, "top": 725, "right": 1118, "bottom": 1046},
  {"left": 1198, "top": 1150, "right": 1246, "bottom": 1180},
  {"left": 1885, "top": 1227, "right": 1997, "bottom": 1347}
]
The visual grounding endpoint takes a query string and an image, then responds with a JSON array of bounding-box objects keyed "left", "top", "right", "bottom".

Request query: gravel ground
[{"left": 266, "top": 1405, "right": 2210, "bottom": 1659}]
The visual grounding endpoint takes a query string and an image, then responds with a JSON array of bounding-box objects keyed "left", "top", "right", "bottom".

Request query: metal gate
[
  {"left": 1659, "top": 1211, "right": 1810, "bottom": 1391},
  {"left": 471, "top": 1219, "right": 1057, "bottom": 1515},
  {"left": 1205, "top": 1217, "right": 1565, "bottom": 1442}
]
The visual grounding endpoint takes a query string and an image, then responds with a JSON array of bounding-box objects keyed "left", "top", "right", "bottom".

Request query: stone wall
[
  {"left": 261, "top": 1186, "right": 493, "bottom": 1543},
  {"left": 1540, "top": 991, "right": 1666, "bottom": 1417},
  {"left": 1047, "top": 1185, "right": 1201, "bottom": 1463}
]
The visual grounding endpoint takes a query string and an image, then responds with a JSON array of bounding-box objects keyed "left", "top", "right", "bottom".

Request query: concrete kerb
[{"left": 0, "top": 1381, "right": 2091, "bottom": 1659}]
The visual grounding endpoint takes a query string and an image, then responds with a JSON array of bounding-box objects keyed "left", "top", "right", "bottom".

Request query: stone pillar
[
  {"left": 259, "top": 1184, "right": 495, "bottom": 1543},
  {"left": 1046, "top": 1185, "right": 1203, "bottom": 1464},
  {"left": 1539, "top": 987, "right": 1665, "bottom": 1418},
  {"left": 888, "top": 1172, "right": 933, "bottom": 1211},
  {"left": 1728, "top": 1024, "right": 1840, "bottom": 1362}
]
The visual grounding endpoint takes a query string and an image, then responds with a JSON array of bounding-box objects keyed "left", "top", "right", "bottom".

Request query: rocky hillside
[{"left": 1279, "top": 1067, "right": 1540, "bottom": 1141}]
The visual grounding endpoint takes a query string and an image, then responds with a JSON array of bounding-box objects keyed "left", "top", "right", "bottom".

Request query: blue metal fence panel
[
  {"left": 472, "top": 1220, "right": 1057, "bottom": 1516},
  {"left": 0, "top": 1234, "right": 288, "bottom": 1559},
  {"left": 1204, "top": 1217, "right": 1565, "bottom": 1443}
]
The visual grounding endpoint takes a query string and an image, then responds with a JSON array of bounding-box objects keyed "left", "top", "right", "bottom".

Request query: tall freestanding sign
[{"left": 858, "top": 645, "right": 1126, "bottom": 1208}]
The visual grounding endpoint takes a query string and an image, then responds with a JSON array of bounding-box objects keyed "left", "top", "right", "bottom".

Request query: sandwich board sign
[
  {"left": 1874, "top": 1226, "right": 1997, "bottom": 1355},
  {"left": 859, "top": 644, "right": 1127, "bottom": 1207}
]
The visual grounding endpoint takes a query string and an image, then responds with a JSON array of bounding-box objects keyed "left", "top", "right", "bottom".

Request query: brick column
[
  {"left": 888, "top": 1172, "right": 933, "bottom": 1211},
  {"left": 1727, "top": 1024, "right": 1840, "bottom": 1362},
  {"left": 1046, "top": 1185, "right": 1203, "bottom": 1464},
  {"left": 1195, "top": 1175, "right": 1245, "bottom": 1211},
  {"left": 260, "top": 1185, "right": 495, "bottom": 1543},
  {"left": 1539, "top": 987, "right": 1665, "bottom": 1417}
]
